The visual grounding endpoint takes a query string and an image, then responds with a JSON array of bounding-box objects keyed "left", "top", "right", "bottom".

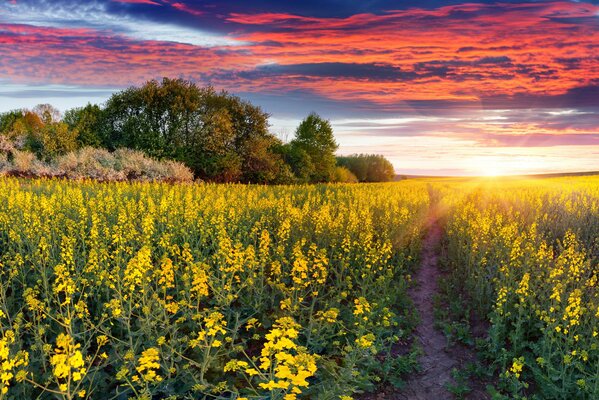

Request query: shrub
[
  {"left": 337, "top": 154, "right": 395, "bottom": 182},
  {"left": 0, "top": 138, "right": 194, "bottom": 183},
  {"left": 333, "top": 166, "right": 358, "bottom": 183},
  {"left": 56, "top": 147, "right": 194, "bottom": 182},
  {"left": 0, "top": 138, "right": 50, "bottom": 176},
  {"left": 56, "top": 147, "right": 125, "bottom": 181}
]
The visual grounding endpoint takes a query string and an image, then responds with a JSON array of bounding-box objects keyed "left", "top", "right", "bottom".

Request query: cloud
[
  {"left": 234, "top": 62, "right": 412, "bottom": 81},
  {"left": 478, "top": 133, "right": 599, "bottom": 147},
  {"left": 0, "top": 0, "right": 235, "bottom": 46},
  {"left": 1, "top": 1, "right": 598, "bottom": 105},
  {"left": 112, "top": 0, "right": 161, "bottom": 5},
  {"left": 0, "top": 1, "right": 598, "bottom": 174}
]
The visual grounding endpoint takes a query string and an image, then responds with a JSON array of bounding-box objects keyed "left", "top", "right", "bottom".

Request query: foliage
[
  {"left": 0, "top": 82, "right": 391, "bottom": 185},
  {"left": 290, "top": 113, "right": 338, "bottom": 183},
  {"left": 56, "top": 147, "right": 194, "bottom": 182},
  {"left": 337, "top": 154, "right": 395, "bottom": 182},
  {"left": 63, "top": 104, "right": 103, "bottom": 147},
  {"left": 276, "top": 144, "right": 314, "bottom": 184},
  {"left": 0, "top": 178, "right": 427, "bottom": 399},
  {"left": 0, "top": 146, "right": 193, "bottom": 182},
  {"left": 99, "top": 78, "right": 285, "bottom": 183},
  {"left": 0, "top": 110, "right": 24, "bottom": 135},
  {"left": 333, "top": 166, "right": 358, "bottom": 183},
  {"left": 0, "top": 107, "right": 77, "bottom": 160},
  {"left": 28, "top": 122, "right": 78, "bottom": 161}
]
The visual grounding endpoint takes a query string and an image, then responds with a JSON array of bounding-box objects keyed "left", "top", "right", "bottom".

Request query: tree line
[{"left": 0, "top": 78, "right": 395, "bottom": 183}]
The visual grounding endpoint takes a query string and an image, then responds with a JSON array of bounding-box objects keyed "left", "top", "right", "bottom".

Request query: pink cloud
[
  {"left": 0, "top": 1, "right": 597, "bottom": 106},
  {"left": 170, "top": 2, "right": 203, "bottom": 16}
]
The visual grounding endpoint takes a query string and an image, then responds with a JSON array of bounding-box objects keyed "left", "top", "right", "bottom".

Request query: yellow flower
[
  {"left": 50, "top": 333, "right": 86, "bottom": 385},
  {"left": 317, "top": 308, "right": 339, "bottom": 323},
  {"left": 96, "top": 335, "right": 108, "bottom": 346},
  {"left": 353, "top": 297, "right": 371, "bottom": 317},
  {"left": 136, "top": 347, "right": 161, "bottom": 383},
  {"left": 509, "top": 357, "right": 525, "bottom": 379},
  {"left": 355, "top": 333, "right": 376, "bottom": 349}
]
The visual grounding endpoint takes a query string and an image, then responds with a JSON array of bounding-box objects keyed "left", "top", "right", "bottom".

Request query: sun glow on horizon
[{"left": 476, "top": 158, "right": 509, "bottom": 177}]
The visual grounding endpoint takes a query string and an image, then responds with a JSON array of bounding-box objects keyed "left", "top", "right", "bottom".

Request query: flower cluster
[
  {"left": 50, "top": 334, "right": 86, "bottom": 392},
  {"left": 256, "top": 317, "right": 318, "bottom": 399},
  {"left": 0, "top": 330, "right": 29, "bottom": 395},
  {"left": 136, "top": 348, "right": 162, "bottom": 383}
]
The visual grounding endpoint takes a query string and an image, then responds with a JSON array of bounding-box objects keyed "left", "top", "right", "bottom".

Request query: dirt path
[
  {"left": 394, "top": 215, "right": 459, "bottom": 399},
  {"left": 362, "top": 209, "right": 489, "bottom": 400}
]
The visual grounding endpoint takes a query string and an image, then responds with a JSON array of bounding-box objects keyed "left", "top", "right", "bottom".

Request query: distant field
[{"left": 0, "top": 176, "right": 596, "bottom": 399}]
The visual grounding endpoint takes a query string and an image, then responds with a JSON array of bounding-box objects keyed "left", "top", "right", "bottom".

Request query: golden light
[{"left": 469, "top": 157, "right": 509, "bottom": 177}]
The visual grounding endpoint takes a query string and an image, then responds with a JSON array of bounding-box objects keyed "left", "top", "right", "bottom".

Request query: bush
[
  {"left": 337, "top": 154, "right": 395, "bottom": 182},
  {"left": 0, "top": 139, "right": 194, "bottom": 183},
  {"left": 333, "top": 166, "right": 358, "bottom": 183},
  {"left": 0, "top": 137, "right": 51, "bottom": 176},
  {"left": 57, "top": 147, "right": 194, "bottom": 182},
  {"left": 56, "top": 147, "right": 126, "bottom": 181}
]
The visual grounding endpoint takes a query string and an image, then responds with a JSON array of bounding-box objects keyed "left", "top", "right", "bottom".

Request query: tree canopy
[
  {"left": 99, "top": 78, "right": 288, "bottom": 183},
  {"left": 337, "top": 154, "right": 395, "bottom": 182},
  {"left": 0, "top": 78, "right": 396, "bottom": 183},
  {"left": 289, "top": 113, "right": 338, "bottom": 182}
]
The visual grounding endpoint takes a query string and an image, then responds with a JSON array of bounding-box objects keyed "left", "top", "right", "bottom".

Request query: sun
[
  {"left": 482, "top": 166, "right": 505, "bottom": 177},
  {"left": 472, "top": 158, "right": 509, "bottom": 177}
]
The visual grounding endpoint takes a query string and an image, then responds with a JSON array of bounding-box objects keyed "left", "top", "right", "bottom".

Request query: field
[
  {"left": 0, "top": 176, "right": 597, "bottom": 399},
  {"left": 442, "top": 177, "right": 598, "bottom": 398}
]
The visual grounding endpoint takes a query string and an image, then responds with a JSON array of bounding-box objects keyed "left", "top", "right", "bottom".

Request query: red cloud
[
  {"left": 0, "top": 1, "right": 598, "bottom": 107},
  {"left": 169, "top": 2, "right": 203, "bottom": 16}
]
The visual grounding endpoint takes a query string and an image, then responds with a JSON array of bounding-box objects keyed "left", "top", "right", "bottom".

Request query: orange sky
[{"left": 1, "top": 0, "right": 598, "bottom": 174}]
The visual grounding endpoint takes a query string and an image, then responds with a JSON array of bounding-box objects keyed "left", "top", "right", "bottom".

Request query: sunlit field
[
  {"left": 0, "top": 178, "right": 427, "bottom": 399},
  {"left": 441, "top": 176, "right": 599, "bottom": 398},
  {"left": 0, "top": 176, "right": 597, "bottom": 399}
]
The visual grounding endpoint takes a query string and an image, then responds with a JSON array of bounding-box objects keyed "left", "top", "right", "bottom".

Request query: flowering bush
[{"left": 0, "top": 146, "right": 194, "bottom": 182}]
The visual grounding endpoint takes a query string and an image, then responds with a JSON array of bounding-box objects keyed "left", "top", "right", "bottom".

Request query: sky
[{"left": 1, "top": 0, "right": 598, "bottom": 175}]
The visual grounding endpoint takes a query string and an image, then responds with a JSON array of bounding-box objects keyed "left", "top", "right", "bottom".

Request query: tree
[
  {"left": 276, "top": 143, "right": 314, "bottom": 183},
  {"left": 32, "top": 122, "right": 78, "bottom": 160},
  {"left": 1, "top": 107, "right": 78, "bottom": 160},
  {"left": 63, "top": 104, "right": 103, "bottom": 147},
  {"left": 183, "top": 107, "right": 241, "bottom": 181},
  {"left": 290, "top": 113, "right": 338, "bottom": 182},
  {"left": 0, "top": 110, "right": 24, "bottom": 135},
  {"left": 99, "top": 77, "right": 286, "bottom": 182},
  {"left": 333, "top": 166, "right": 358, "bottom": 183},
  {"left": 240, "top": 135, "right": 290, "bottom": 184},
  {"left": 32, "top": 104, "right": 61, "bottom": 124},
  {"left": 337, "top": 154, "right": 395, "bottom": 182}
]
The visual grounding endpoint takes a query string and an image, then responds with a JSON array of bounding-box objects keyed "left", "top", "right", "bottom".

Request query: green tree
[
  {"left": 63, "top": 104, "right": 103, "bottom": 147},
  {"left": 32, "top": 122, "right": 78, "bottom": 160},
  {"left": 337, "top": 154, "right": 395, "bottom": 182},
  {"left": 100, "top": 77, "right": 286, "bottom": 183},
  {"left": 240, "top": 135, "right": 291, "bottom": 184},
  {"left": 0, "top": 110, "right": 24, "bottom": 135},
  {"left": 290, "top": 113, "right": 338, "bottom": 182},
  {"left": 276, "top": 143, "right": 314, "bottom": 183}
]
